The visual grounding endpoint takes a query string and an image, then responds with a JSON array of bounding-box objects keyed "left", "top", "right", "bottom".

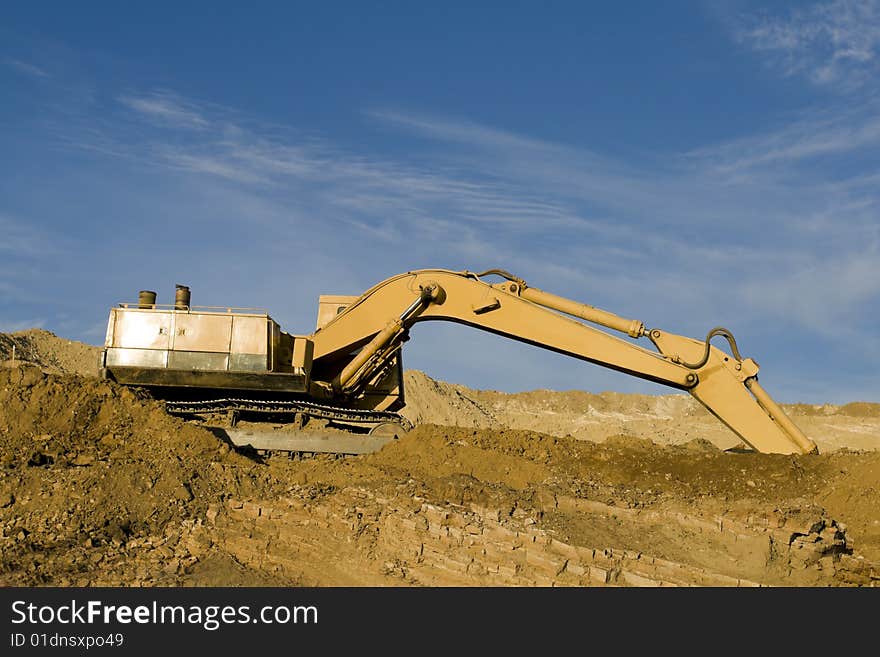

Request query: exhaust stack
[
  {"left": 175, "top": 285, "right": 191, "bottom": 310},
  {"left": 138, "top": 290, "right": 157, "bottom": 309}
]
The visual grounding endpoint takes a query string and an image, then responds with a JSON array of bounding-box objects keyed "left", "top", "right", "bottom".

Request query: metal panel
[
  {"left": 231, "top": 315, "right": 268, "bottom": 355},
  {"left": 105, "top": 347, "right": 168, "bottom": 368},
  {"left": 229, "top": 353, "right": 268, "bottom": 372},
  {"left": 104, "top": 310, "right": 117, "bottom": 348},
  {"left": 316, "top": 295, "right": 359, "bottom": 330},
  {"left": 292, "top": 336, "right": 314, "bottom": 375},
  {"left": 270, "top": 321, "right": 280, "bottom": 370},
  {"left": 172, "top": 313, "right": 232, "bottom": 353},
  {"left": 168, "top": 351, "right": 229, "bottom": 371},
  {"left": 112, "top": 310, "right": 171, "bottom": 350},
  {"left": 105, "top": 366, "right": 307, "bottom": 392}
]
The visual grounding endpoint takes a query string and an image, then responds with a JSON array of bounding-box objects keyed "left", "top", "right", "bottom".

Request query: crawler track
[{"left": 164, "top": 397, "right": 413, "bottom": 431}]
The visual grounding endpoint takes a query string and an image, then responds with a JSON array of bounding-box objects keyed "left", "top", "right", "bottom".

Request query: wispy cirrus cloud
[
  {"left": 740, "top": 249, "right": 880, "bottom": 336},
  {"left": 364, "top": 107, "right": 880, "bottom": 342},
  {"left": 684, "top": 102, "right": 880, "bottom": 175},
  {"left": 118, "top": 90, "right": 210, "bottom": 129},
  {"left": 0, "top": 214, "right": 60, "bottom": 257},
  {"left": 103, "top": 91, "right": 880, "bottom": 339},
  {"left": 107, "top": 92, "right": 594, "bottom": 244},
  {"left": 737, "top": 0, "right": 880, "bottom": 89},
  {"left": 20, "top": 77, "right": 879, "bottom": 400},
  {"left": 65, "top": 90, "right": 874, "bottom": 344},
  {"left": 368, "top": 109, "right": 579, "bottom": 156},
  {"left": 5, "top": 58, "right": 49, "bottom": 79}
]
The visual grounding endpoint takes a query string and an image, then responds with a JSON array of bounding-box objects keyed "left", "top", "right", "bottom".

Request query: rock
[
  {"left": 0, "top": 491, "right": 14, "bottom": 508},
  {"left": 205, "top": 504, "right": 220, "bottom": 523},
  {"left": 174, "top": 484, "right": 194, "bottom": 502},
  {"left": 242, "top": 502, "right": 261, "bottom": 518},
  {"left": 185, "top": 531, "right": 213, "bottom": 558},
  {"left": 72, "top": 453, "right": 95, "bottom": 467},
  {"left": 18, "top": 366, "right": 44, "bottom": 388}
]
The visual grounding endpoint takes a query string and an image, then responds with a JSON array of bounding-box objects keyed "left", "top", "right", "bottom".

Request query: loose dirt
[
  {"left": 1, "top": 331, "right": 877, "bottom": 586},
  {"left": 402, "top": 370, "right": 880, "bottom": 453},
  {"left": 1, "top": 329, "right": 101, "bottom": 378}
]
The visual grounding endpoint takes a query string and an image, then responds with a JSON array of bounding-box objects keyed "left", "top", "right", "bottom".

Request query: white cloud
[
  {"left": 368, "top": 109, "right": 577, "bottom": 155},
  {"left": 0, "top": 214, "right": 56, "bottom": 257},
  {"left": 738, "top": 0, "right": 880, "bottom": 89},
  {"left": 365, "top": 107, "right": 880, "bottom": 343},
  {"left": 686, "top": 105, "right": 880, "bottom": 174},
  {"left": 739, "top": 249, "right": 880, "bottom": 337},
  {"left": 118, "top": 91, "right": 210, "bottom": 129},
  {"left": 102, "top": 94, "right": 598, "bottom": 244},
  {"left": 87, "top": 94, "right": 880, "bottom": 343},
  {"left": 160, "top": 151, "right": 268, "bottom": 184},
  {"left": 5, "top": 58, "right": 49, "bottom": 79}
]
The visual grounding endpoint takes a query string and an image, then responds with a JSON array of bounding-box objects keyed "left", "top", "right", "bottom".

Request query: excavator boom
[{"left": 307, "top": 269, "right": 817, "bottom": 455}]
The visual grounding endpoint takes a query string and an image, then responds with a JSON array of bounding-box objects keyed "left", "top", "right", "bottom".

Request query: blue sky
[{"left": 1, "top": 1, "right": 878, "bottom": 403}]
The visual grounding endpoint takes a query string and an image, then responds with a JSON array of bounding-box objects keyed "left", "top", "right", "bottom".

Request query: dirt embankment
[
  {"left": 1, "top": 331, "right": 878, "bottom": 587},
  {"left": 0, "top": 329, "right": 101, "bottom": 377},
  {"left": 402, "top": 371, "right": 880, "bottom": 453},
  {"left": 0, "top": 364, "right": 293, "bottom": 585}
]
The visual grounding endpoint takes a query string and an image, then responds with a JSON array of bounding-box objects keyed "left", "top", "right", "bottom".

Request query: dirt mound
[
  {"left": 0, "top": 329, "right": 100, "bottom": 377},
  {"left": 403, "top": 371, "right": 880, "bottom": 453},
  {"left": 0, "top": 364, "right": 292, "bottom": 585},
  {"left": 837, "top": 402, "right": 880, "bottom": 418},
  {"left": 401, "top": 371, "right": 495, "bottom": 427},
  {"left": 296, "top": 424, "right": 870, "bottom": 514}
]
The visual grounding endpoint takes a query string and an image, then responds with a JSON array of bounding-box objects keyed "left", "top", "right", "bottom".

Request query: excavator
[{"left": 100, "top": 268, "right": 818, "bottom": 456}]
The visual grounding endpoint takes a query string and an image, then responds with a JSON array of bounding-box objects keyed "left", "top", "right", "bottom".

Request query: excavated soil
[
  {"left": 0, "top": 329, "right": 101, "bottom": 378},
  {"left": 0, "top": 330, "right": 878, "bottom": 586},
  {"left": 401, "top": 370, "right": 880, "bottom": 453}
]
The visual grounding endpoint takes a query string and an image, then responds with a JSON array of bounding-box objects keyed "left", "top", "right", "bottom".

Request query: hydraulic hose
[
  {"left": 680, "top": 327, "right": 743, "bottom": 370},
  {"left": 474, "top": 269, "right": 526, "bottom": 285}
]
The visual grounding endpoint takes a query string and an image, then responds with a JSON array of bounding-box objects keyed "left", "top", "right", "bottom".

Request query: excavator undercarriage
[{"left": 100, "top": 270, "right": 818, "bottom": 456}]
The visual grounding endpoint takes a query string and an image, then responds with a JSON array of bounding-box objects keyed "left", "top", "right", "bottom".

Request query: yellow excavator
[{"left": 100, "top": 269, "right": 817, "bottom": 456}]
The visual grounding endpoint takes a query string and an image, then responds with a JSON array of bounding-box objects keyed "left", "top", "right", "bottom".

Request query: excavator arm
[{"left": 307, "top": 268, "right": 817, "bottom": 455}]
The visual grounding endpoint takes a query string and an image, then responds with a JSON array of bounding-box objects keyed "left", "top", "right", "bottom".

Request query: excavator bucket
[{"left": 650, "top": 331, "right": 818, "bottom": 455}]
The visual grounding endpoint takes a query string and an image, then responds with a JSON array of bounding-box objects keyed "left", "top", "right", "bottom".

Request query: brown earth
[
  {"left": 0, "top": 329, "right": 101, "bottom": 378},
  {"left": 401, "top": 370, "right": 880, "bottom": 453},
  {"left": 0, "top": 330, "right": 878, "bottom": 587}
]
